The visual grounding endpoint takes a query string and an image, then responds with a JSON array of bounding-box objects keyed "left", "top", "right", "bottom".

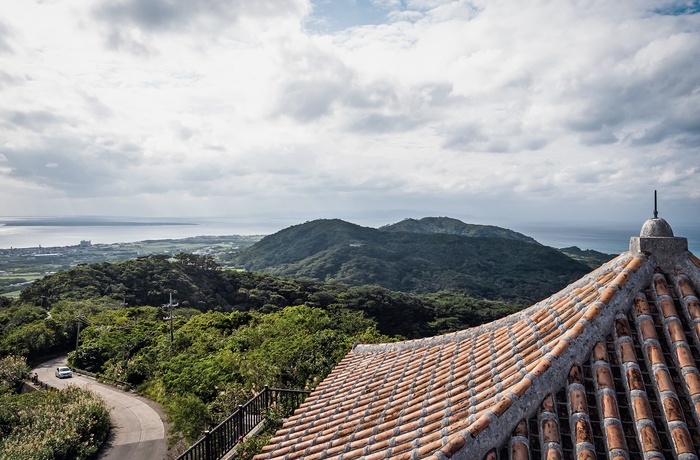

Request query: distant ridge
[
  {"left": 380, "top": 217, "right": 539, "bottom": 244},
  {"left": 231, "top": 217, "right": 590, "bottom": 303},
  {"left": 558, "top": 245, "right": 615, "bottom": 269}
]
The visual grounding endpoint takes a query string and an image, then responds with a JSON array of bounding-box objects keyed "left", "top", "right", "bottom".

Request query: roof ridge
[{"left": 352, "top": 253, "right": 635, "bottom": 356}]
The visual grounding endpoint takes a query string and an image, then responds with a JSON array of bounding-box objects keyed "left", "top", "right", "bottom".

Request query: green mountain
[
  {"left": 380, "top": 217, "right": 539, "bottom": 244},
  {"left": 558, "top": 246, "right": 616, "bottom": 269},
  {"left": 231, "top": 218, "right": 592, "bottom": 303}
]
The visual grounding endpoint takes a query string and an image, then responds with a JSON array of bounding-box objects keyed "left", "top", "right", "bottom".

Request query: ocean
[
  {"left": 0, "top": 216, "right": 288, "bottom": 249},
  {"left": 516, "top": 222, "right": 700, "bottom": 255},
  {"left": 1, "top": 216, "right": 698, "bottom": 255}
]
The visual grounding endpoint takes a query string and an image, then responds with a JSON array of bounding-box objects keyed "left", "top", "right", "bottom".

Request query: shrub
[
  {"left": 234, "top": 407, "right": 285, "bottom": 460},
  {"left": 236, "top": 433, "right": 273, "bottom": 460},
  {"left": 0, "top": 355, "right": 29, "bottom": 394},
  {"left": 0, "top": 386, "right": 110, "bottom": 460}
]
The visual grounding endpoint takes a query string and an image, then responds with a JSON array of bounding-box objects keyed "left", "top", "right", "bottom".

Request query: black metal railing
[{"left": 176, "top": 386, "right": 310, "bottom": 460}]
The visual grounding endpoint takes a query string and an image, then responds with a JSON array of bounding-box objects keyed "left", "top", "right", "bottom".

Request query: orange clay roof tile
[
  {"left": 685, "top": 298, "right": 700, "bottom": 318},
  {"left": 677, "top": 276, "right": 696, "bottom": 297},
  {"left": 511, "top": 443, "right": 529, "bottom": 460},
  {"left": 256, "top": 243, "right": 700, "bottom": 460}
]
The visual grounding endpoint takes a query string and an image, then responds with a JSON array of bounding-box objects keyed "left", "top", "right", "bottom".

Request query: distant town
[{"left": 0, "top": 234, "right": 263, "bottom": 297}]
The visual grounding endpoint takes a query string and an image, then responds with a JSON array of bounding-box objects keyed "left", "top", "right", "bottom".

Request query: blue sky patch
[
  {"left": 654, "top": 0, "right": 700, "bottom": 15},
  {"left": 307, "top": 0, "right": 394, "bottom": 32}
]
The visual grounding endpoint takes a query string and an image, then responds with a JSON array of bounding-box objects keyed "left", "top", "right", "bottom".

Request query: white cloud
[{"left": 0, "top": 0, "right": 697, "bottom": 227}]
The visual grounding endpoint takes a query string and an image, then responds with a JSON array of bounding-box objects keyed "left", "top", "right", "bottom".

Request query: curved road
[{"left": 32, "top": 357, "right": 168, "bottom": 460}]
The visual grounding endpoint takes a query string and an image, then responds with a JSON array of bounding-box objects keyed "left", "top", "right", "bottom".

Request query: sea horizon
[{"left": 1, "top": 215, "right": 698, "bottom": 255}]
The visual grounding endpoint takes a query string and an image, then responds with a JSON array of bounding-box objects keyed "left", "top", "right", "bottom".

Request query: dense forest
[
  {"left": 1, "top": 253, "right": 522, "bottom": 451},
  {"left": 230, "top": 218, "right": 600, "bottom": 303}
]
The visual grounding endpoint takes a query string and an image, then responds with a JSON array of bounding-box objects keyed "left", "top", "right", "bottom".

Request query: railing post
[
  {"left": 204, "top": 430, "right": 211, "bottom": 460},
  {"left": 264, "top": 385, "right": 269, "bottom": 410},
  {"left": 238, "top": 404, "right": 244, "bottom": 437}
]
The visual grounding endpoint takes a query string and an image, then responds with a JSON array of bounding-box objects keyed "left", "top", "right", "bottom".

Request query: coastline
[{"left": 1, "top": 216, "right": 698, "bottom": 255}]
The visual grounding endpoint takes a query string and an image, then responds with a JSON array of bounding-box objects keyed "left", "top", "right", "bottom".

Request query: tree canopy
[{"left": 2, "top": 253, "right": 524, "bottom": 446}]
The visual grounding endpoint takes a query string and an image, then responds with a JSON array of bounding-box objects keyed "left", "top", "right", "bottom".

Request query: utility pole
[
  {"left": 163, "top": 292, "right": 178, "bottom": 357},
  {"left": 169, "top": 292, "right": 174, "bottom": 349},
  {"left": 76, "top": 320, "right": 81, "bottom": 355},
  {"left": 75, "top": 316, "right": 90, "bottom": 363}
]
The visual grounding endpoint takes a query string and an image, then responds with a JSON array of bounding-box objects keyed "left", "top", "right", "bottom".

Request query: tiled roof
[{"left": 255, "top": 218, "right": 700, "bottom": 460}]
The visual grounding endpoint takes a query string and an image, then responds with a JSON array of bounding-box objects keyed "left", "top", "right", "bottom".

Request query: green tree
[{"left": 0, "top": 355, "right": 29, "bottom": 395}]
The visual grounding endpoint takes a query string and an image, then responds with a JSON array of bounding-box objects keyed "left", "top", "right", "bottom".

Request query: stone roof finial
[
  {"left": 640, "top": 190, "right": 673, "bottom": 238},
  {"left": 630, "top": 190, "right": 687, "bottom": 259}
]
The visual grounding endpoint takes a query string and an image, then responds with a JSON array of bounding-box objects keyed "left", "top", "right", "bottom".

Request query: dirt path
[{"left": 32, "top": 357, "right": 169, "bottom": 460}]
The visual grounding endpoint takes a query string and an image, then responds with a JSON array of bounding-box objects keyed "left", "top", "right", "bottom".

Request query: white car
[{"left": 55, "top": 366, "right": 73, "bottom": 379}]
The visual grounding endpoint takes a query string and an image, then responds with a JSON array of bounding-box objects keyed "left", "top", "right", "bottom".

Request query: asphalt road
[{"left": 32, "top": 357, "right": 168, "bottom": 460}]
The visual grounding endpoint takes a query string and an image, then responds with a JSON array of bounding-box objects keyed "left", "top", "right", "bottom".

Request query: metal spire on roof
[{"left": 653, "top": 190, "right": 658, "bottom": 218}]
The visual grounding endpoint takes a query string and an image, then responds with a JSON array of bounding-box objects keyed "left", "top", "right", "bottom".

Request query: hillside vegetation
[
  {"left": 1, "top": 254, "right": 522, "bottom": 448},
  {"left": 231, "top": 218, "right": 591, "bottom": 304},
  {"left": 381, "top": 217, "right": 539, "bottom": 244},
  {"left": 0, "top": 356, "right": 110, "bottom": 459},
  {"left": 14, "top": 254, "right": 519, "bottom": 346}
]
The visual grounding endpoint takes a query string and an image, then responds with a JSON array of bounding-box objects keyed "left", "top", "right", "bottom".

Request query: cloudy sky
[{"left": 1, "top": 0, "right": 699, "bottom": 230}]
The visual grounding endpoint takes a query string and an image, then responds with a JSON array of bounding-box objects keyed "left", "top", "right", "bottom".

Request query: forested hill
[
  {"left": 230, "top": 218, "right": 592, "bottom": 304},
  {"left": 380, "top": 217, "right": 539, "bottom": 244},
  {"left": 15, "top": 253, "right": 519, "bottom": 342}
]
